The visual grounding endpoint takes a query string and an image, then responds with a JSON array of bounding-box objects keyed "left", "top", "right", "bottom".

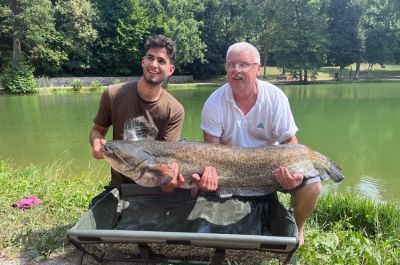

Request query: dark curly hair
[{"left": 144, "top": 35, "right": 177, "bottom": 63}]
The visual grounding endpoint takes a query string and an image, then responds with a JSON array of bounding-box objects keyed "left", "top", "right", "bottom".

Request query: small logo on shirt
[{"left": 257, "top": 122, "right": 264, "bottom": 129}]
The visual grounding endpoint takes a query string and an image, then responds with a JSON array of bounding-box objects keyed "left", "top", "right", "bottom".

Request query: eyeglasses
[{"left": 226, "top": 62, "right": 259, "bottom": 70}]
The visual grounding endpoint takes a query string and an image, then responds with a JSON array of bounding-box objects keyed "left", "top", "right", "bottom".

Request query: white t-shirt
[{"left": 201, "top": 79, "right": 298, "bottom": 147}]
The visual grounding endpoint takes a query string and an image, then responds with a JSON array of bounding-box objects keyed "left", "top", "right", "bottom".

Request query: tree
[
  {"left": 243, "top": 0, "right": 279, "bottom": 78},
  {"left": 272, "top": 0, "right": 328, "bottom": 81},
  {"left": 3, "top": 0, "right": 67, "bottom": 76},
  {"left": 361, "top": 0, "right": 400, "bottom": 73},
  {"left": 143, "top": 0, "right": 207, "bottom": 73},
  {"left": 191, "top": 0, "right": 249, "bottom": 78},
  {"left": 0, "top": 2, "right": 13, "bottom": 69},
  {"left": 91, "top": 0, "right": 152, "bottom": 75},
  {"left": 55, "top": 0, "right": 98, "bottom": 75},
  {"left": 326, "top": 0, "right": 362, "bottom": 75}
]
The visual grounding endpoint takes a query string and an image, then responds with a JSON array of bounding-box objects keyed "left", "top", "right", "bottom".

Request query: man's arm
[
  {"left": 188, "top": 131, "right": 220, "bottom": 192},
  {"left": 89, "top": 124, "right": 108, "bottom": 159},
  {"left": 203, "top": 131, "right": 221, "bottom": 144},
  {"left": 276, "top": 134, "right": 303, "bottom": 189},
  {"left": 281, "top": 135, "right": 299, "bottom": 144}
]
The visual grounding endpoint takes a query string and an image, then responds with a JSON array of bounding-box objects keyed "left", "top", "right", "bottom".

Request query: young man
[
  {"left": 200, "top": 42, "right": 322, "bottom": 244},
  {"left": 89, "top": 35, "right": 185, "bottom": 202}
]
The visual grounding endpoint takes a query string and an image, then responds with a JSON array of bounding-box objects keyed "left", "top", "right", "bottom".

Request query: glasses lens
[{"left": 227, "top": 63, "right": 255, "bottom": 70}]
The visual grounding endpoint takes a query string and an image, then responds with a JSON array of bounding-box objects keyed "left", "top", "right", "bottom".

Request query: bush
[
  {"left": 72, "top": 80, "right": 82, "bottom": 91},
  {"left": 112, "top": 78, "right": 121, "bottom": 84},
  {"left": 90, "top": 81, "right": 103, "bottom": 91},
  {"left": 0, "top": 62, "right": 36, "bottom": 94}
]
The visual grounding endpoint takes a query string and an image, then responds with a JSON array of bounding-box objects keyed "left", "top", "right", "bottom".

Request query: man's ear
[{"left": 168, "top": 64, "right": 176, "bottom": 76}]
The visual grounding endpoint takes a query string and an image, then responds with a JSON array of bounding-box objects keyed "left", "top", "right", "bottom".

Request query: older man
[{"left": 200, "top": 42, "right": 322, "bottom": 244}]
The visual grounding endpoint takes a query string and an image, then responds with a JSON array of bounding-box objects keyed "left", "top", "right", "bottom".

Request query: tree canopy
[{"left": 0, "top": 0, "right": 398, "bottom": 79}]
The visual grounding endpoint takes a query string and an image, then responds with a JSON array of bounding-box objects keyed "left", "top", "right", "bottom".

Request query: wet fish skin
[{"left": 101, "top": 140, "right": 344, "bottom": 197}]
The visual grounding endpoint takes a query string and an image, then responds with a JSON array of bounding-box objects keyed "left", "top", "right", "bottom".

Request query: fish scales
[{"left": 101, "top": 140, "right": 344, "bottom": 197}]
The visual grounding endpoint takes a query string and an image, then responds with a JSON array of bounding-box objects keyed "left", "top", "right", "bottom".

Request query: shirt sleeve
[
  {"left": 93, "top": 88, "right": 112, "bottom": 128},
  {"left": 201, "top": 97, "right": 223, "bottom": 138}
]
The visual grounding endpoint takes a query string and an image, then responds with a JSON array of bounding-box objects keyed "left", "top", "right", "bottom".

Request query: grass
[
  {"left": 22, "top": 63, "right": 399, "bottom": 94},
  {"left": 36, "top": 86, "right": 106, "bottom": 95},
  {"left": 260, "top": 63, "right": 400, "bottom": 82},
  {"left": 299, "top": 193, "right": 400, "bottom": 264},
  {"left": 0, "top": 160, "right": 107, "bottom": 260},
  {"left": 1, "top": 160, "right": 399, "bottom": 264}
]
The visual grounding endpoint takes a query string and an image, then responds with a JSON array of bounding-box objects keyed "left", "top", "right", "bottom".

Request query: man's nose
[
  {"left": 149, "top": 59, "right": 158, "bottom": 67},
  {"left": 232, "top": 64, "right": 242, "bottom": 72}
]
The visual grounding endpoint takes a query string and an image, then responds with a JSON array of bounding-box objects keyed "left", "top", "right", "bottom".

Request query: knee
[
  {"left": 294, "top": 181, "right": 322, "bottom": 198},
  {"left": 309, "top": 181, "right": 322, "bottom": 196}
]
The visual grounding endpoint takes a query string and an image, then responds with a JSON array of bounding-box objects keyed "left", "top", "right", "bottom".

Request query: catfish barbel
[{"left": 101, "top": 140, "right": 344, "bottom": 197}]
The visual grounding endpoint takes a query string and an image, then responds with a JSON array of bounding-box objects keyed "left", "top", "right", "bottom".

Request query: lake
[{"left": 0, "top": 82, "right": 399, "bottom": 202}]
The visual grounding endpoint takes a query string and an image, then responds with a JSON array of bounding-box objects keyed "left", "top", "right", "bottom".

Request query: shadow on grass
[{"left": 13, "top": 224, "right": 83, "bottom": 264}]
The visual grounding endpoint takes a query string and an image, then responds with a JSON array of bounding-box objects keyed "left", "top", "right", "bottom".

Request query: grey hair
[{"left": 226, "top": 42, "right": 260, "bottom": 64}]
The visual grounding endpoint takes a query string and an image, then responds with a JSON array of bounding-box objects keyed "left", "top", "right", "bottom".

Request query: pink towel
[{"left": 12, "top": 195, "right": 43, "bottom": 209}]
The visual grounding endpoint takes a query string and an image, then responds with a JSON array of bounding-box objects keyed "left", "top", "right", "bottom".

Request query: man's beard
[
  {"left": 143, "top": 75, "right": 170, "bottom": 88},
  {"left": 143, "top": 75, "right": 163, "bottom": 85}
]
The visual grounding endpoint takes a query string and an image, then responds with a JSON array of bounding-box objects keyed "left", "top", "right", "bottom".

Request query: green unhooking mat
[{"left": 67, "top": 184, "right": 299, "bottom": 264}]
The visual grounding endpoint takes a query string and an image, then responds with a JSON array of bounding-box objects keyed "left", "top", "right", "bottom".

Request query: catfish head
[{"left": 101, "top": 140, "right": 154, "bottom": 181}]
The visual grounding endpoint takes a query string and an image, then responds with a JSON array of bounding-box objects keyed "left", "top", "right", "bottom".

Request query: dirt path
[
  {"left": 1, "top": 246, "right": 82, "bottom": 265},
  {"left": 0, "top": 245, "right": 140, "bottom": 265}
]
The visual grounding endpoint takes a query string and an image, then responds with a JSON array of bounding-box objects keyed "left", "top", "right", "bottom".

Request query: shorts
[{"left": 281, "top": 174, "right": 324, "bottom": 195}]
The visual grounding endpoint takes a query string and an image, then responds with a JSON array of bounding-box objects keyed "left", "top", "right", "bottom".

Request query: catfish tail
[{"left": 314, "top": 151, "right": 344, "bottom": 183}]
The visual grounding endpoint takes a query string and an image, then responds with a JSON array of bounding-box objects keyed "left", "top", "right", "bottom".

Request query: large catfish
[{"left": 101, "top": 140, "right": 344, "bottom": 197}]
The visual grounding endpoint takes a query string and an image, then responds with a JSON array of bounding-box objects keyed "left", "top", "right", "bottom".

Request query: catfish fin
[
  {"left": 234, "top": 186, "right": 276, "bottom": 197},
  {"left": 217, "top": 186, "right": 277, "bottom": 198},
  {"left": 313, "top": 152, "right": 344, "bottom": 183},
  {"left": 135, "top": 171, "right": 161, "bottom": 187},
  {"left": 190, "top": 186, "right": 199, "bottom": 198},
  {"left": 123, "top": 117, "right": 157, "bottom": 141},
  {"left": 148, "top": 163, "right": 176, "bottom": 185},
  {"left": 287, "top": 160, "right": 318, "bottom": 179},
  {"left": 216, "top": 188, "right": 234, "bottom": 198},
  {"left": 326, "top": 162, "right": 344, "bottom": 183}
]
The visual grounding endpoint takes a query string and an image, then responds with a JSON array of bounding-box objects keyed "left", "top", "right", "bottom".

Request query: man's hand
[
  {"left": 275, "top": 167, "right": 304, "bottom": 190},
  {"left": 92, "top": 138, "right": 107, "bottom": 159},
  {"left": 160, "top": 162, "right": 185, "bottom": 193},
  {"left": 192, "top": 166, "right": 218, "bottom": 192},
  {"left": 89, "top": 124, "right": 108, "bottom": 159}
]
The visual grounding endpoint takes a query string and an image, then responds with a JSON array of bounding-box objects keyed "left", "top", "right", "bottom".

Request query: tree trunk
[
  {"left": 354, "top": 61, "right": 360, "bottom": 80},
  {"left": 338, "top": 65, "right": 345, "bottom": 79},
  {"left": 263, "top": 48, "right": 268, "bottom": 78},
  {"left": 13, "top": 36, "right": 21, "bottom": 64},
  {"left": 11, "top": 0, "right": 21, "bottom": 64},
  {"left": 304, "top": 69, "right": 308, "bottom": 82}
]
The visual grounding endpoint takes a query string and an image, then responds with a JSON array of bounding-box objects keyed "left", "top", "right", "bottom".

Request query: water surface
[{"left": 0, "top": 82, "right": 399, "bottom": 201}]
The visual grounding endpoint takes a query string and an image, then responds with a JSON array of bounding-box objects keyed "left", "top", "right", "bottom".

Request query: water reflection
[
  {"left": 0, "top": 83, "right": 399, "bottom": 202},
  {"left": 353, "top": 175, "right": 386, "bottom": 201},
  {"left": 283, "top": 82, "right": 400, "bottom": 100},
  {"left": 281, "top": 82, "right": 400, "bottom": 202}
]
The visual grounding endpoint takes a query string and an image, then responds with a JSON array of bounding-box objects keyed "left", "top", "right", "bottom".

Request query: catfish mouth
[
  {"left": 101, "top": 144, "right": 146, "bottom": 171},
  {"left": 101, "top": 144, "right": 120, "bottom": 161}
]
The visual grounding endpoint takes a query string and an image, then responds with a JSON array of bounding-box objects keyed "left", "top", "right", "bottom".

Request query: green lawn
[
  {"left": 259, "top": 63, "right": 400, "bottom": 82},
  {"left": 1, "top": 161, "right": 399, "bottom": 264}
]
